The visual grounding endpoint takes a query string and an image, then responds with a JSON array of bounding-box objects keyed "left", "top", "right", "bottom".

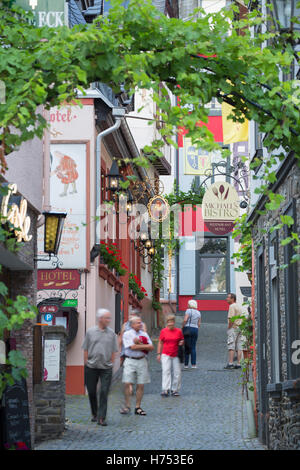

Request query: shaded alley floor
[{"left": 35, "top": 322, "right": 266, "bottom": 450}]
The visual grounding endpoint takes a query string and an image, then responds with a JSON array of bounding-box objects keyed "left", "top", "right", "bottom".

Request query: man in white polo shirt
[{"left": 120, "top": 316, "right": 154, "bottom": 416}]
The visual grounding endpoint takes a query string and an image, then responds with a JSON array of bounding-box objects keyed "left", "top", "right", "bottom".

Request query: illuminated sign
[{"left": 0, "top": 183, "right": 32, "bottom": 242}]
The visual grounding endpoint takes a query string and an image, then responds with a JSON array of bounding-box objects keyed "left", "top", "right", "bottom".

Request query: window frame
[
  {"left": 283, "top": 198, "right": 299, "bottom": 380},
  {"left": 195, "top": 233, "right": 230, "bottom": 298},
  {"left": 268, "top": 229, "right": 282, "bottom": 384}
]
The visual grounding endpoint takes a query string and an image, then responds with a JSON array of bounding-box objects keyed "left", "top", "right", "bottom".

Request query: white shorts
[
  {"left": 227, "top": 328, "right": 247, "bottom": 351},
  {"left": 122, "top": 357, "right": 150, "bottom": 384}
]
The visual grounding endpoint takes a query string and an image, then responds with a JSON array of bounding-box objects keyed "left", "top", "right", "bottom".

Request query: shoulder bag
[{"left": 182, "top": 310, "right": 193, "bottom": 337}]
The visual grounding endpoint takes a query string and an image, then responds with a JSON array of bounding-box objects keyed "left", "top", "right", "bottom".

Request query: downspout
[
  {"left": 95, "top": 107, "right": 125, "bottom": 247},
  {"left": 176, "top": 123, "right": 180, "bottom": 314}
]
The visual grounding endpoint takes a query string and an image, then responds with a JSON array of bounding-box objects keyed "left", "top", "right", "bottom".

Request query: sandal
[
  {"left": 135, "top": 407, "right": 147, "bottom": 416},
  {"left": 120, "top": 406, "right": 131, "bottom": 415},
  {"left": 161, "top": 391, "right": 169, "bottom": 397}
]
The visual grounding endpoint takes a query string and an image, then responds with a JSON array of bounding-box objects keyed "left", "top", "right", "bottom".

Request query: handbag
[
  {"left": 182, "top": 310, "right": 193, "bottom": 337},
  {"left": 182, "top": 311, "right": 193, "bottom": 355},
  {"left": 177, "top": 344, "right": 184, "bottom": 363}
]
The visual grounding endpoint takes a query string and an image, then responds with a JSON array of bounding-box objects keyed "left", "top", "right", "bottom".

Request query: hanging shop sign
[
  {"left": 15, "top": 0, "right": 68, "bottom": 27},
  {"left": 147, "top": 195, "right": 170, "bottom": 222},
  {"left": 202, "top": 181, "right": 240, "bottom": 235},
  {"left": 0, "top": 183, "right": 32, "bottom": 242},
  {"left": 37, "top": 268, "right": 81, "bottom": 290}
]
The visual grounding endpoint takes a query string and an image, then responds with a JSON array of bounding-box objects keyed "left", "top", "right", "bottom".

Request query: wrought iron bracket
[{"left": 198, "top": 160, "right": 250, "bottom": 207}]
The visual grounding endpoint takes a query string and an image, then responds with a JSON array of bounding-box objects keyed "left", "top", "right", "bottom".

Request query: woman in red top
[{"left": 157, "top": 314, "right": 184, "bottom": 397}]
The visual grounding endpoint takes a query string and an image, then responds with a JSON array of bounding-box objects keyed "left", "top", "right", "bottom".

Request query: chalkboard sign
[{"left": 1, "top": 377, "right": 31, "bottom": 449}]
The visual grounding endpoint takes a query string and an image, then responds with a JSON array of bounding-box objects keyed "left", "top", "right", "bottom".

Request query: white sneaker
[
  {"left": 191, "top": 365, "right": 197, "bottom": 369},
  {"left": 183, "top": 365, "right": 189, "bottom": 369}
]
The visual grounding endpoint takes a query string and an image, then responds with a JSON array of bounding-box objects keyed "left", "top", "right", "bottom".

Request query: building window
[
  {"left": 269, "top": 231, "right": 282, "bottom": 383},
  {"left": 284, "top": 200, "right": 299, "bottom": 379},
  {"left": 196, "top": 236, "right": 228, "bottom": 294}
]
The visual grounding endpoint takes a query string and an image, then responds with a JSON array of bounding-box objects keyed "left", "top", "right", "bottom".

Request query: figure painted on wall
[{"left": 52, "top": 150, "right": 79, "bottom": 197}]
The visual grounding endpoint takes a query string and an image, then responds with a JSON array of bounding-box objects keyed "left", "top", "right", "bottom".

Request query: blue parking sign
[{"left": 44, "top": 313, "right": 53, "bottom": 323}]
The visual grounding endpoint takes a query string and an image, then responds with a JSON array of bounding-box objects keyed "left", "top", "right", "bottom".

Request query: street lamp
[{"left": 271, "top": 1, "right": 300, "bottom": 31}]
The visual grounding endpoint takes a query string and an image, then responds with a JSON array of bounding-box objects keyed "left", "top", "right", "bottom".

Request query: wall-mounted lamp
[
  {"left": 35, "top": 211, "right": 67, "bottom": 262},
  {"left": 106, "top": 160, "right": 121, "bottom": 193}
]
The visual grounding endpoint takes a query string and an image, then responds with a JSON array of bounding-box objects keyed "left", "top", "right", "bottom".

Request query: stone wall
[
  {"left": 34, "top": 326, "right": 67, "bottom": 443},
  {"left": 10, "top": 269, "right": 37, "bottom": 449},
  {"left": 252, "top": 160, "right": 300, "bottom": 450}
]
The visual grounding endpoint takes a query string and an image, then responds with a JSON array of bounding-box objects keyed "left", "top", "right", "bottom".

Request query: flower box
[
  {"left": 107, "top": 272, "right": 116, "bottom": 287},
  {"left": 114, "top": 279, "right": 123, "bottom": 293},
  {"left": 99, "top": 264, "right": 109, "bottom": 281},
  {"left": 129, "top": 292, "right": 135, "bottom": 306}
]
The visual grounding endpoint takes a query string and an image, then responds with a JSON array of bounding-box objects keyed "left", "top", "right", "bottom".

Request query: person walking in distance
[
  {"left": 182, "top": 300, "right": 201, "bottom": 369},
  {"left": 224, "top": 293, "right": 244, "bottom": 370},
  {"left": 82, "top": 309, "right": 119, "bottom": 426},
  {"left": 120, "top": 316, "right": 154, "bottom": 416},
  {"left": 157, "top": 314, "right": 184, "bottom": 397}
]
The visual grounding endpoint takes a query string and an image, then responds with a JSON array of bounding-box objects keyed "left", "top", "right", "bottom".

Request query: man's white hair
[
  {"left": 96, "top": 308, "right": 110, "bottom": 321},
  {"left": 129, "top": 316, "right": 141, "bottom": 326}
]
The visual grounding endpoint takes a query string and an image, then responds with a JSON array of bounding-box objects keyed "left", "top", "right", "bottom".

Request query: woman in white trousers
[{"left": 157, "top": 314, "right": 184, "bottom": 397}]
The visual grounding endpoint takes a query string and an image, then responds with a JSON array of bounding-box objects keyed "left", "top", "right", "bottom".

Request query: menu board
[{"left": 1, "top": 377, "right": 31, "bottom": 449}]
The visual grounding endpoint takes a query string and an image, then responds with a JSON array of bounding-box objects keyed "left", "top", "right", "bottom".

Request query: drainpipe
[{"left": 94, "top": 107, "right": 126, "bottom": 250}]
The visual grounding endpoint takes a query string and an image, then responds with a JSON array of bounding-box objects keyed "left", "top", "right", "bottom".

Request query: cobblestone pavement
[{"left": 35, "top": 322, "right": 266, "bottom": 450}]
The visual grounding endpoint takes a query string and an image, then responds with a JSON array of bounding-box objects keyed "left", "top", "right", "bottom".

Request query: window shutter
[{"left": 179, "top": 236, "right": 195, "bottom": 295}]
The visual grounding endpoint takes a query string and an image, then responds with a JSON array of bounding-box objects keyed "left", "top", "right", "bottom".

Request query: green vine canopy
[
  {"left": 0, "top": 0, "right": 300, "bottom": 394},
  {"left": 0, "top": 0, "right": 299, "bottom": 267}
]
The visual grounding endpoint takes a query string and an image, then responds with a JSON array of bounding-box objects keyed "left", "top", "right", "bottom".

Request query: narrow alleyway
[{"left": 35, "top": 321, "right": 265, "bottom": 450}]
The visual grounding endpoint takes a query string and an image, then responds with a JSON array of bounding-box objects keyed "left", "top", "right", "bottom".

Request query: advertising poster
[
  {"left": 44, "top": 339, "right": 60, "bottom": 381},
  {"left": 38, "top": 142, "right": 87, "bottom": 269}
]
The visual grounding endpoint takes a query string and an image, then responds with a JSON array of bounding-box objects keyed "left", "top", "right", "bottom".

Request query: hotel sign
[
  {"left": 15, "top": 0, "right": 68, "bottom": 27},
  {"left": 202, "top": 182, "right": 240, "bottom": 235},
  {"left": 37, "top": 269, "right": 81, "bottom": 290}
]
